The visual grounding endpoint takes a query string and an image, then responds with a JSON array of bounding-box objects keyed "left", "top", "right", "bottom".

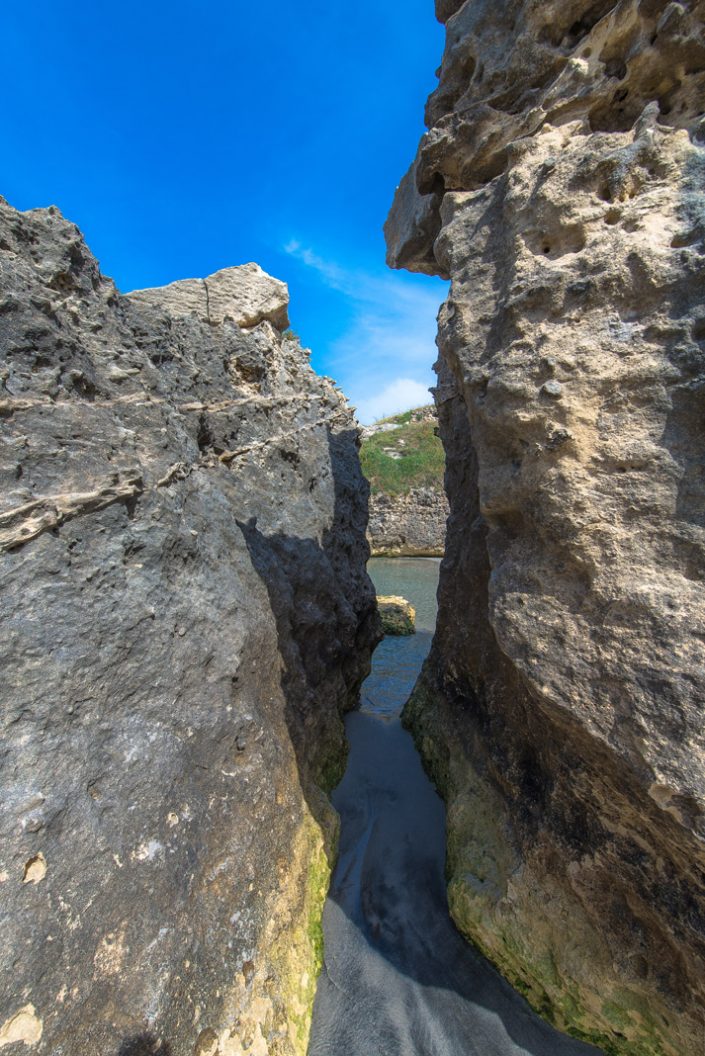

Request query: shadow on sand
[{"left": 309, "top": 565, "right": 605, "bottom": 1056}]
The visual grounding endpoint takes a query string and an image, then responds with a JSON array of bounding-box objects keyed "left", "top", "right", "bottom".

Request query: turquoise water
[
  {"left": 368, "top": 557, "right": 440, "bottom": 633},
  {"left": 359, "top": 558, "right": 439, "bottom": 719},
  {"left": 308, "top": 558, "right": 601, "bottom": 1056}
]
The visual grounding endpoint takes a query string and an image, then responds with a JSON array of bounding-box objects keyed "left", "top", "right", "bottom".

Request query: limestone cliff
[
  {"left": 0, "top": 197, "right": 378, "bottom": 1056},
  {"left": 361, "top": 407, "right": 448, "bottom": 556},
  {"left": 367, "top": 486, "right": 447, "bottom": 556},
  {"left": 387, "top": 2, "right": 705, "bottom": 1054}
]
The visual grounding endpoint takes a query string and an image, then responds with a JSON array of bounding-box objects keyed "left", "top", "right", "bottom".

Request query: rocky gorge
[
  {"left": 386, "top": 1, "right": 705, "bottom": 1054},
  {"left": 2, "top": 1, "right": 705, "bottom": 1054},
  {"left": 0, "top": 197, "right": 378, "bottom": 1056}
]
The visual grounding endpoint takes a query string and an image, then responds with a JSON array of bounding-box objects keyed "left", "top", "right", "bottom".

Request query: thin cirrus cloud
[{"left": 283, "top": 239, "right": 447, "bottom": 424}]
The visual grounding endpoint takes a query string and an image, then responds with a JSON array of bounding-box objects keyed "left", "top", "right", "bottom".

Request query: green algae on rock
[
  {"left": 403, "top": 670, "right": 685, "bottom": 1056},
  {"left": 377, "top": 595, "right": 416, "bottom": 636}
]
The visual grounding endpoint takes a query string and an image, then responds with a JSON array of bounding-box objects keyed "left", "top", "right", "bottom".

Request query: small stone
[
  {"left": 377, "top": 596, "right": 416, "bottom": 636},
  {"left": 542, "top": 380, "right": 563, "bottom": 397}
]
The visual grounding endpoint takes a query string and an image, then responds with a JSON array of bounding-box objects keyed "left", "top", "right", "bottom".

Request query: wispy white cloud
[
  {"left": 283, "top": 240, "right": 349, "bottom": 291},
  {"left": 283, "top": 240, "right": 446, "bottom": 423},
  {"left": 353, "top": 379, "right": 433, "bottom": 425}
]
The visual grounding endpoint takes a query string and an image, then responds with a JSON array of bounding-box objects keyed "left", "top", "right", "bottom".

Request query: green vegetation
[
  {"left": 393, "top": 409, "right": 413, "bottom": 425},
  {"left": 360, "top": 406, "right": 445, "bottom": 497},
  {"left": 272, "top": 809, "right": 337, "bottom": 1056}
]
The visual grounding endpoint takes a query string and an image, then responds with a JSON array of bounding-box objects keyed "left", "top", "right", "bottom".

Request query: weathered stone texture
[
  {"left": 367, "top": 486, "right": 447, "bottom": 556},
  {"left": 388, "top": 2, "right": 705, "bottom": 1053},
  {"left": 127, "top": 263, "right": 290, "bottom": 331},
  {"left": 0, "top": 197, "right": 377, "bottom": 1056}
]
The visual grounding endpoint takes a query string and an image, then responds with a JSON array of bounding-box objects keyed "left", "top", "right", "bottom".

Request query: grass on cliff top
[{"left": 360, "top": 406, "right": 445, "bottom": 498}]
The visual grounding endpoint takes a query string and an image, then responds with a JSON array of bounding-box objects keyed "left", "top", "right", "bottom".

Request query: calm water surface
[{"left": 308, "top": 558, "right": 602, "bottom": 1056}]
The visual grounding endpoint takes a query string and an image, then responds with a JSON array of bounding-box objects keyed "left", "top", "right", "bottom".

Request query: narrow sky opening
[{"left": 2, "top": 1, "right": 449, "bottom": 423}]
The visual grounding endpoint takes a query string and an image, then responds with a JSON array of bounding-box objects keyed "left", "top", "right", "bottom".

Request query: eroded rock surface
[
  {"left": 368, "top": 487, "right": 448, "bottom": 557},
  {"left": 127, "top": 263, "right": 290, "bottom": 331},
  {"left": 387, "top": 2, "right": 705, "bottom": 1054},
  {"left": 0, "top": 197, "right": 378, "bottom": 1056}
]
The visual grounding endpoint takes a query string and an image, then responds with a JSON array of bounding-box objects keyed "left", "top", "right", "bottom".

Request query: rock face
[
  {"left": 387, "top": 3, "right": 705, "bottom": 1054},
  {"left": 361, "top": 407, "right": 448, "bottom": 556},
  {"left": 0, "top": 197, "right": 378, "bottom": 1056},
  {"left": 127, "top": 264, "right": 291, "bottom": 332},
  {"left": 367, "top": 487, "right": 447, "bottom": 556}
]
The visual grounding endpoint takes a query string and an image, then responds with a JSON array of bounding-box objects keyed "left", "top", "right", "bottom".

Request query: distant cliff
[
  {"left": 387, "top": 2, "right": 705, "bottom": 1054},
  {"left": 0, "top": 196, "right": 378, "bottom": 1056},
  {"left": 361, "top": 406, "right": 448, "bottom": 556}
]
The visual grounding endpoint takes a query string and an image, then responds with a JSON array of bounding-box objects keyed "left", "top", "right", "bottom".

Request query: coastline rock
[
  {"left": 361, "top": 406, "right": 448, "bottom": 556},
  {"left": 388, "top": 2, "right": 705, "bottom": 1054},
  {"left": 377, "top": 596, "right": 416, "bottom": 636},
  {"left": 0, "top": 196, "right": 378, "bottom": 1056},
  {"left": 368, "top": 486, "right": 447, "bottom": 557}
]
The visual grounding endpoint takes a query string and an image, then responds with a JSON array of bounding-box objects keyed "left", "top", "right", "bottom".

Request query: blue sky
[{"left": 3, "top": 2, "right": 448, "bottom": 422}]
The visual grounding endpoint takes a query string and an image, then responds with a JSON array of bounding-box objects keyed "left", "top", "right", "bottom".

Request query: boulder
[
  {"left": 128, "top": 262, "right": 290, "bottom": 330},
  {"left": 377, "top": 596, "right": 416, "bottom": 636}
]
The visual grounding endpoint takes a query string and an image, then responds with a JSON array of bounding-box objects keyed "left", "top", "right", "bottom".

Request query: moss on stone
[
  {"left": 315, "top": 739, "right": 348, "bottom": 795},
  {"left": 377, "top": 595, "right": 416, "bottom": 636},
  {"left": 269, "top": 808, "right": 336, "bottom": 1056},
  {"left": 402, "top": 670, "right": 682, "bottom": 1056}
]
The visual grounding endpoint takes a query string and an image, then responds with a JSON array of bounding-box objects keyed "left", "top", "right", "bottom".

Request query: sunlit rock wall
[
  {"left": 0, "top": 197, "right": 378, "bottom": 1056},
  {"left": 387, "top": 2, "right": 705, "bottom": 1053},
  {"left": 367, "top": 487, "right": 447, "bottom": 556}
]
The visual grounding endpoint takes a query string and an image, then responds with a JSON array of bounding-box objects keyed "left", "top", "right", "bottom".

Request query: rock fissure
[
  {"left": 0, "top": 391, "right": 334, "bottom": 415},
  {"left": 203, "top": 277, "right": 212, "bottom": 326},
  {"left": 3, "top": 3, "right": 705, "bottom": 1053},
  {"left": 0, "top": 474, "right": 144, "bottom": 552},
  {"left": 1, "top": 409, "right": 348, "bottom": 552}
]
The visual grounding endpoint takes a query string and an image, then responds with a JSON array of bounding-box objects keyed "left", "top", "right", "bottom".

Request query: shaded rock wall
[
  {"left": 0, "top": 198, "right": 378, "bottom": 1056},
  {"left": 387, "top": 2, "right": 705, "bottom": 1054}
]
